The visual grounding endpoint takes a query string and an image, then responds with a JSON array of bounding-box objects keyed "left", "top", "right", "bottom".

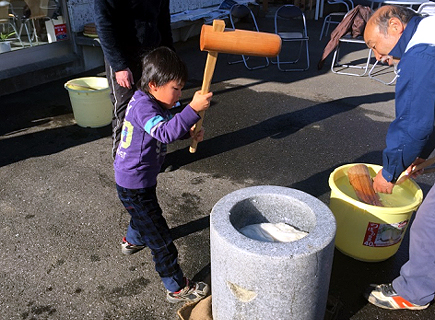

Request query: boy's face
[{"left": 149, "top": 80, "right": 183, "bottom": 109}]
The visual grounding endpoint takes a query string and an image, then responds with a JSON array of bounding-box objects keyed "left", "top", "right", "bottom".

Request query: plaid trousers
[{"left": 116, "top": 184, "right": 184, "bottom": 292}]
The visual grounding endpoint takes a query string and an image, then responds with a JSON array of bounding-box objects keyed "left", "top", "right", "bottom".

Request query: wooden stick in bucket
[{"left": 347, "top": 164, "right": 384, "bottom": 207}]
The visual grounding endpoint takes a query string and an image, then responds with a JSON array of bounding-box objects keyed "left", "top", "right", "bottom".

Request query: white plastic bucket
[{"left": 64, "top": 77, "right": 112, "bottom": 128}]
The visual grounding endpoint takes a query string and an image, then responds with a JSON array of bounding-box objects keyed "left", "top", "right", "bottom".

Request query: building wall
[
  {"left": 171, "top": 0, "right": 222, "bottom": 14},
  {"left": 0, "top": 0, "right": 225, "bottom": 96},
  {"left": 67, "top": 0, "right": 222, "bottom": 33}
]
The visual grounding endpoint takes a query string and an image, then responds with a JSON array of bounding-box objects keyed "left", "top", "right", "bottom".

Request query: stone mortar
[{"left": 210, "top": 185, "right": 337, "bottom": 320}]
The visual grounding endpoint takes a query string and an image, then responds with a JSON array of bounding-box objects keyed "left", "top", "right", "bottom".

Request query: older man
[{"left": 363, "top": 5, "right": 435, "bottom": 310}]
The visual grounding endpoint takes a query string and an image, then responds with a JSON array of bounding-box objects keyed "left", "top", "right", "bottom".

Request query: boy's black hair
[{"left": 139, "top": 47, "right": 188, "bottom": 92}]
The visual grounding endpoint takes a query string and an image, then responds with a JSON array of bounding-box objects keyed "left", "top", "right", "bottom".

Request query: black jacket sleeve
[{"left": 158, "top": 0, "right": 175, "bottom": 50}]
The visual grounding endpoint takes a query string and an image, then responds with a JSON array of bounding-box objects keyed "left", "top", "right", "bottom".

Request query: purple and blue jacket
[{"left": 114, "top": 90, "right": 200, "bottom": 189}]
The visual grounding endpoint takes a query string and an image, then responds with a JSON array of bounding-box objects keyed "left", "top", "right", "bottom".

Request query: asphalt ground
[{"left": 1, "top": 6, "right": 435, "bottom": 320}]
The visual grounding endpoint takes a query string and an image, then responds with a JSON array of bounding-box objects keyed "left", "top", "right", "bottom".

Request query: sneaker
[
  {"left": 366, "top": 283, "right": 429, "bottom": 310},
  {"left": 166, "top": 278, "right": 209, "bottom": 303},
  {"left": 121, "top": 237, "right": 146, "bottom": 255}
]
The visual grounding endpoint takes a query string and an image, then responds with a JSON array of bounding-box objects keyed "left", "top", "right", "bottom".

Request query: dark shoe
[
  {"left": 167, "top": 278, "right": 209, "bottom": 303},
  {"left": 366, "top": 283, "right": 429, "bottom": 310},
  {"left": 121, "top": 237, "right": 146, "bottom": 255},
  {"left": 161, "top": 164, "right": 179, "bottom": 173}
]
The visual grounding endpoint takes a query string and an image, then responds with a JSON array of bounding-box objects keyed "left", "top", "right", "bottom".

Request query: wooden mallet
[{"left": 189, "top": 19, "right": 282, "bottom": 153}]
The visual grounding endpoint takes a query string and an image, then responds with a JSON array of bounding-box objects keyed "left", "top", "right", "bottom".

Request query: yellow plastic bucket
[
  {"left": 328, "top": 163, "right": 423, "bottom": 262},
  {"left": 64, "top": 77, "right": 112, "bottom": 128}
]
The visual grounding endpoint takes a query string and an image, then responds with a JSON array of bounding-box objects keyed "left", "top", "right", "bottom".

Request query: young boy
[{"left": 114, "top": 47, "right": 212, "bottom": 303}]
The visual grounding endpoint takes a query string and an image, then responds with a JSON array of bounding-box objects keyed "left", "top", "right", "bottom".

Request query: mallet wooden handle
[
  {"left": 396, "top": 156, "right": 435, "bottom": 184},
  {"left": 189, "top": 20, "right": 225, "bottom": 153},
  {"left": 421, "top": 167, "right": 435, "bottom": 174},
  {"left": 414, "top": 156, "right": 435, "bottom": 171}
]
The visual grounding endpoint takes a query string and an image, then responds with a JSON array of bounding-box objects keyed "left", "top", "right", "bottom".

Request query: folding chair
[
  {"left": 368, "top": 60, "right": 397, "bottom": 85},
  {"left": 319, "top": 0, "right": 354, "bottom": 40},
  {"left": 0, "top": 0, "right": 23, "bottom": 47},
  {"left": 274, "top": 5, "right": 310, "bottom": 71},
  {"left": 331, "top": 34, "right": 372, "bottom": 76},
  {"left": 19, "top": 0, "right": 54, "bottom": 46},
  {"left": 417, "top": 1, "right": 435, "bottom": 16},
  {"left": 228, "top": 4, "right": 269, "bottom": 70}
]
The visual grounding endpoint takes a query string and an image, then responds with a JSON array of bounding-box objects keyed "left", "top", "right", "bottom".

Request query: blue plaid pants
[{"left": 116, "top": 184, "right": 184, "bottom": 292}]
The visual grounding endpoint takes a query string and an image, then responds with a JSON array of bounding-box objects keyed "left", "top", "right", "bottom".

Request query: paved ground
[{"left": 1, "top": 6, "right": 435, "bottom": 320}]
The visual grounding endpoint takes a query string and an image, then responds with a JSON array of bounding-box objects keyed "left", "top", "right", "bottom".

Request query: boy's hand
[
  {"left": 189, "top": 91, "right": 212, "bottom": 113},
  {"left": 190, "top": 126, "right": 204, "bottom": 142}
]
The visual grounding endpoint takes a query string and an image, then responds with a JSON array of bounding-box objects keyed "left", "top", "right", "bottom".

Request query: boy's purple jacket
[{"left": 114, "top": 90, "right": 200, "bottom": 189}]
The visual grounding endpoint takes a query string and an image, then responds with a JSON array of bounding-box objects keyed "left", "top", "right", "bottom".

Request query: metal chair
[
  {"left": 228, "top": 4, "right": 269, "bottom": 70},
  {"left": 274, "top": 5, "right": 310, "bottom": 71},
  {"left": 319, "top": 0, "right": 354, "bottom": 40},
  {"left": 19, "top": 0, "right": 55, "bottom": 46},
  {"left": 368, "top": 60, "right": 397, "bottom": 85},
  {"left": 0, "top": 0, "right": 23, "bottom": 47},
  {"left": 417, "top": 1, "right": 435, "bottom": 16},
  {"left": 331, "top": 34, "right": 372, "bottom": 76}
]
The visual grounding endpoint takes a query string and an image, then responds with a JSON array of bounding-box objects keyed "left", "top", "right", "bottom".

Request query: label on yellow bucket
[{"left": 363, "top": 220, "right": 409, "bottom": 247}]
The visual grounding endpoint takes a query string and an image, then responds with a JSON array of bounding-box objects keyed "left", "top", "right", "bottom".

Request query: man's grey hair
[{"left": 373, "top": 6, "right": 419, "bottom": 34}]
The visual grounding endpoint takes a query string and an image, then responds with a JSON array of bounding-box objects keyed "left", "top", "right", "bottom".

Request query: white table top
[{"left": 370, "top": 0, "right": 426, "bottom": 5}]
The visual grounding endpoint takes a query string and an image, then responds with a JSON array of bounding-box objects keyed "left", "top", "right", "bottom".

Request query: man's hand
[
  {"left": 373, "top": 169, "right": 394, "bottom": 194},
  {"left": 406, "top": 157, "right": 426, "bottom": 179},
  {"left": 115, "top": 68, "right": 134, "bottom": 89}
]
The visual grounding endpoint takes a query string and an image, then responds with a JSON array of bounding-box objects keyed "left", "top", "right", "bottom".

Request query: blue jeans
[
  {"left": 393, "top": 183, "right": 435, "bottom": 305},
  {"left": 116, "top": 184, "right": 184, "bottom": 292}
]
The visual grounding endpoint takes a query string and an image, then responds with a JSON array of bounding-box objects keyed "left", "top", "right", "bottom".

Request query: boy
[{"left": 114, "top": 47, "right": 212, "bottom": 303}]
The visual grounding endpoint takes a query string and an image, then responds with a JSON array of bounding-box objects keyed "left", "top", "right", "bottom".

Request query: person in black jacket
[{"left": 94, "top": 0, "right": 174, "bottom": 159}]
